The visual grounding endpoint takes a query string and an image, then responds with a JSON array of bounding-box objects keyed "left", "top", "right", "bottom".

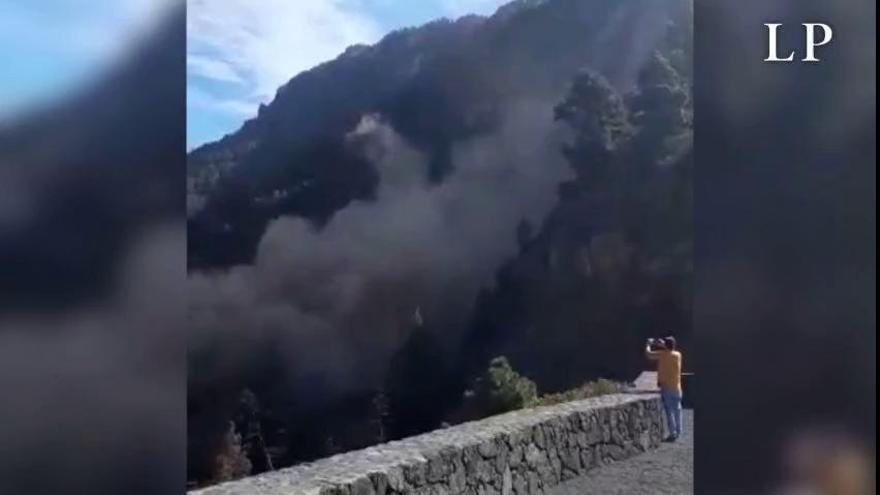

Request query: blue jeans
[{"left": 661, "top": 390, "right": 683, "bottom": 437}]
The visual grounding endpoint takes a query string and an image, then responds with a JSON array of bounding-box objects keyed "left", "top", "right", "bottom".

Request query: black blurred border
[
  {"left": 0, "top": 5, "right": 186, "bottom": 495},
  {"left": 695, "top": 0, "right": 875, "bottom": 493}
]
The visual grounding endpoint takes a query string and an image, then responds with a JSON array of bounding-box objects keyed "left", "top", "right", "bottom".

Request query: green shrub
[
  {"left": 528, "top": 379, "right": 623, "bottom": 408},
  {"left": 460, "top": 357, "right": 624, "bottom": 421},
  {"left": 472, "top": 356, "right": 538, "bottom": 416}
]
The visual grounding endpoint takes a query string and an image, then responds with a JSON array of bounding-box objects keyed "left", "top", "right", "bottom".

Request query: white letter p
[{"left": 803, "top": 23, "right": 833, "bottom": 62}]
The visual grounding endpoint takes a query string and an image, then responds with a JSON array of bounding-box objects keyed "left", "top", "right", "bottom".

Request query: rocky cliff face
[{"left": 187, "top": 0, "right": 689, "bottom": 269}]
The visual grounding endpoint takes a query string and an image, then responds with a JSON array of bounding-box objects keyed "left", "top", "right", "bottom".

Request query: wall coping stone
[{"left": 191, "top": 388, "right": 663, "bottom": 495}]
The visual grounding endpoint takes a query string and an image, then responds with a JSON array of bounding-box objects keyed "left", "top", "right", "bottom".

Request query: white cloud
[
  {"left": 187, "top": 55, "right": 244, "bottom": 84},
  {"left": 187, "top": 87, "right": 258, "bottom": 117},
  {"left": 187, "top": 0, "right": 383, "bottom": 104}
]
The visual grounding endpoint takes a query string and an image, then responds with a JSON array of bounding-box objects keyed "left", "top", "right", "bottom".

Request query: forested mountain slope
[{"left": 187, "top": 0, "right": 691, "bottom": 487}]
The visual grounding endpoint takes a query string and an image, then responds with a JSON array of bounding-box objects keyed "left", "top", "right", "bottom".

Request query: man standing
[{"left": 645, "top": 336, "right": 683, "bottom": 441}]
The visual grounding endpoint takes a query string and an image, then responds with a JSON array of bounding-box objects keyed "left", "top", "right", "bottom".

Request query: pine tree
[
  {"left": 212, "top": 421, "right": 251, "bottom": 483},
  {"left": 370, "top": 389, "right": 391, "bottom": 443}
]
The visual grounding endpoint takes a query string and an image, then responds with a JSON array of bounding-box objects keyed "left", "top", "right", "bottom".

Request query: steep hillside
[{"left": 187, "top": 0, "right": 688, "bottom": 269}]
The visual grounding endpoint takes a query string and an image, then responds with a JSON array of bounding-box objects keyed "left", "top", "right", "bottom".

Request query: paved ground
[{"left": 549, "top": 409, "right": 693, "bottom": 495}]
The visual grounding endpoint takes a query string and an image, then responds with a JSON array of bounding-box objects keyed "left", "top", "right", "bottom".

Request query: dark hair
[{"left": 664, "top": 336, "right": 677, "bottom": 350}]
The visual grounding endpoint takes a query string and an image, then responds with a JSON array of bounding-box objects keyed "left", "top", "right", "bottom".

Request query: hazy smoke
[
  {"left": 1, "top": 224, "right": 185, "bottom": 493},
  {"left": 592, "top": 0, "right": 683, "bottom": 89},
  {"left": 188, "top": 100, "right": 571, "bottom": 399}
]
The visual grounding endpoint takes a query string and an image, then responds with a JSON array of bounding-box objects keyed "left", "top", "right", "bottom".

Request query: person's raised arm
[{"left": 645, "top": 339, "right": 660, "bottom": 360}]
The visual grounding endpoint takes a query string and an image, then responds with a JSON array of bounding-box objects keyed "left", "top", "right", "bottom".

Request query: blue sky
[
  {"left": 0, "top": 0, "right": 173, "bottom": 121},
  {"left": 186, "top": 0, "right": 510, "bottom": 150},
  {"left": 0, "top": 1, "right": 508, "bottom": 147}
]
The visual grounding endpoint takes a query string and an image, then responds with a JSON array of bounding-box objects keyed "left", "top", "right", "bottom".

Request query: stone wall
[{"left": 191, "top": 394, "right": 664, "bottom": 495}]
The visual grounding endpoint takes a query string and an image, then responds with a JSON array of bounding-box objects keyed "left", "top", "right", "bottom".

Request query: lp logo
[{"left": 765, "top": 23, "right": 833, "bottom": 62}]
